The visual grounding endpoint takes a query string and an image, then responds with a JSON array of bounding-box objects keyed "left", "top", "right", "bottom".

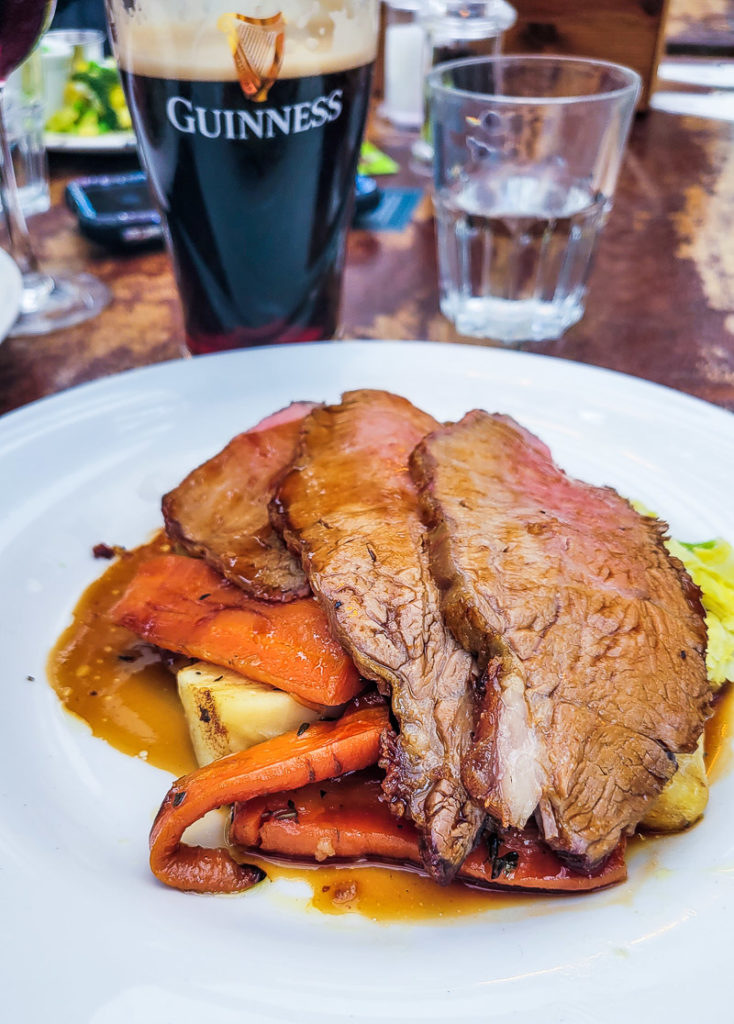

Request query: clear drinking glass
[
  {"left": 0, "top": 1, "right": 110, "bottom": 337},
  {"left": 427, "top": 56, "right": 640, "bottom": 344},
  {"left": 5, "top": 52, "right": 50, "bottom": 217},
  {"left": 106, "top": 0, "right": 379, "bottom": 354},
  {"left": 41, "top": 29, "right": 106, "bottom": 124},
  {"left": 412, "top": 0, "right": 516, "bottom": 167}
]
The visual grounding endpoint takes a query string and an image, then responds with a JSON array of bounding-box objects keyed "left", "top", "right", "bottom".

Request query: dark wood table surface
[{"left": 2, "top": 91, "right": 734, "bottom": 417}]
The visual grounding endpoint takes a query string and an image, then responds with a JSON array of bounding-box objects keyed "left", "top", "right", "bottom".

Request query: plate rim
[
  {"left": 43, "top": 128, "right": 137, "bottom": 152},
  {"left": 3, "top": 339, "right": 734, "bottom": 432}
]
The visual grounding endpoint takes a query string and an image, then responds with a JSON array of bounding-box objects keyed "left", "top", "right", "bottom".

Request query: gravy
[{"left": 46, "top": 538, "right": 731, "bottom": 920}]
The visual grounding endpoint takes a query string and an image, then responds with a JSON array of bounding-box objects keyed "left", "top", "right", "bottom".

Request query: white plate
[
  {"left": 0, "top": 248, "right": 22, "bottom": 341},
  {"left": 2, "top": 342, "right": 733, "bottom": 1024},
  {"left": 44, "top": 129, "right": 137, "bottom": 152}
]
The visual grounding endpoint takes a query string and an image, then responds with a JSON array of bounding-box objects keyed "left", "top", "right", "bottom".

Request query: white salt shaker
[{"left": 381, "top": 0, "right": 426, "bottom": 129}]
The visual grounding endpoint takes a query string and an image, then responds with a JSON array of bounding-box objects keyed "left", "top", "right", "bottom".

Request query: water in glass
[{"left": 435, "top": 166, "right": 608, "bottom": 343}]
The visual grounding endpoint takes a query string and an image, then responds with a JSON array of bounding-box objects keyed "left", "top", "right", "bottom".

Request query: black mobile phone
[
  {"left": 65, "top": 171, "right": 164, "bottom": 250},
  {"left": 66, "top": 170, "right": 380, "bottom": 250}
]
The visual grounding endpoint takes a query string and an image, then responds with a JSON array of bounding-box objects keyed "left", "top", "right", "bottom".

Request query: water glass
[
  {"left": 412, "top": 0, "right": 516, "bottom": 167},
  {"left": 427, "top": 56, "right": 640, "bottom": 344},
  {"left": 41, "top": 29, "right": 106, "bottom": 121},
  {"left": 4, "top": 52, "right": 49, "bottom": 217}
]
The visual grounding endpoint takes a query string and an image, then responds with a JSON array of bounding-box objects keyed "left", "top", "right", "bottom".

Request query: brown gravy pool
[
  {"left": 47, "top": 536, "right": 732, "bottom": 920},
  {"left": 47, "top": 533, "right": 196, "bottom": 778}
]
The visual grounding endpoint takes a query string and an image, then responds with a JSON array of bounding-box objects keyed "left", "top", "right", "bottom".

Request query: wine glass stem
[{"left": 0, "top": 82, "right": 42, "bottom": 277}]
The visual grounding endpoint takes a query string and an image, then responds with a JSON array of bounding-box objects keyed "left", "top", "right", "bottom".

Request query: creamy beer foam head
[{"left": 112, "top": 0, "right": 377, "bottom": 79}]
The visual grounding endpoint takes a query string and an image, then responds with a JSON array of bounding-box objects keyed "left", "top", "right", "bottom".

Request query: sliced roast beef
[
  {"left": 410, "top": 410, "right": 710, "bottom": 867},
  {"left": 163, "top": 402, "right": 315, "bottom": 602},
  {"left": 270, "top": 390, "right": 484, "bottom": 883}
]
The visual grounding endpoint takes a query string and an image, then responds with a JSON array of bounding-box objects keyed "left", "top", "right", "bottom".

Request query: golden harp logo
[{"left": 217, "top": 12, "right": 286, "bottom": 103}]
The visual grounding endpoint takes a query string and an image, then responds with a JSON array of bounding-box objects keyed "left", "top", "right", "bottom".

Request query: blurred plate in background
[{"left": 44, "top": 129, "right": 136, "bottom": 152}]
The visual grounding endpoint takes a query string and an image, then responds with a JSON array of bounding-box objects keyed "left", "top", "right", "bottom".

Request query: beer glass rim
[{"left": 427, "top": 54, "right": 641, "bottom": 106}]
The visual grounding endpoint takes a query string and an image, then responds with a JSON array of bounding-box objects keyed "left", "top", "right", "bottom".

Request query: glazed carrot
[
  {"left": 149, "top": 695, "right": 389, "bottom": 893},
  {"left": 232, "top": 771, "right": 627, "bottom": 894},
  {"left": 111, "top": 554, "right": 361, "bottom": 706}
]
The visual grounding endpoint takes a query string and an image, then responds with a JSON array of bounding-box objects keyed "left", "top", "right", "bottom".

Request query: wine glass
[{"left": 0, "top": 0, "right": 110, "bottom": 336}]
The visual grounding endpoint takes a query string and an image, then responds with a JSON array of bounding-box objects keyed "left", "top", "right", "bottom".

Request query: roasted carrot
[
  {"left": 232, "top": 771, "right": 628, "bottom": 894},
  {"left": 111, "top": 554, "right": 362, "bottom": 706},
  {"left": 149, "top": 694, "right": 389, "bottom": 893}
]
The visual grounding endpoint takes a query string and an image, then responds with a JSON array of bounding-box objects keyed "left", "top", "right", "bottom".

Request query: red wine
[{"left": 0, "top": 0, "right": 54, "bottom": 83}]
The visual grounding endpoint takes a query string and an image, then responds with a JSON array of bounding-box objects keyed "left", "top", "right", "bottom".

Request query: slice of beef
[
  {"left": 163, "top": 402, "right": 315, "bottom": 602},
  {"left": 410, "top": 410, "right": 711, "bottom": 868},
  {"left": 270, "top": 390, "right": 484, "bottom": 883}
]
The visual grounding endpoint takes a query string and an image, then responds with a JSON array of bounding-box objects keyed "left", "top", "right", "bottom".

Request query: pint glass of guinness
[{"left": 106, "top": 0, "right": 378, "bottom": 353}]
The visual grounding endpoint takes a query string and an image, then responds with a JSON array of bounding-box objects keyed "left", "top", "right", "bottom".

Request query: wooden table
[
  {"left": 2, "top": 98, "right": 734, "bottom": 417},
  {"left": 666, "top": 0, "right": 734, "bottom": 55}
]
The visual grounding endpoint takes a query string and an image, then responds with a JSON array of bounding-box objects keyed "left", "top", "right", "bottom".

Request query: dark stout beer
[{"left": 118, "top": 35, "right": 373, "bottom": 352}]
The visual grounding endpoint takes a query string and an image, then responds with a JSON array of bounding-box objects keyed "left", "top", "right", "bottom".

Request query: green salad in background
[
  {"left": 45, "top": 58, "right": 132, "bottom": 136},
  {"left": 668, "top": 537, "right": 734, "bottom": 688},
  {"left": 632, "top": 502, "right": 734, "bottom": 688}
]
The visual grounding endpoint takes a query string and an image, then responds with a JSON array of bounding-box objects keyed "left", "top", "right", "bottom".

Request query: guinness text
[{"left": 166, "top": 89, "right": 344, "bottom": 140}]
